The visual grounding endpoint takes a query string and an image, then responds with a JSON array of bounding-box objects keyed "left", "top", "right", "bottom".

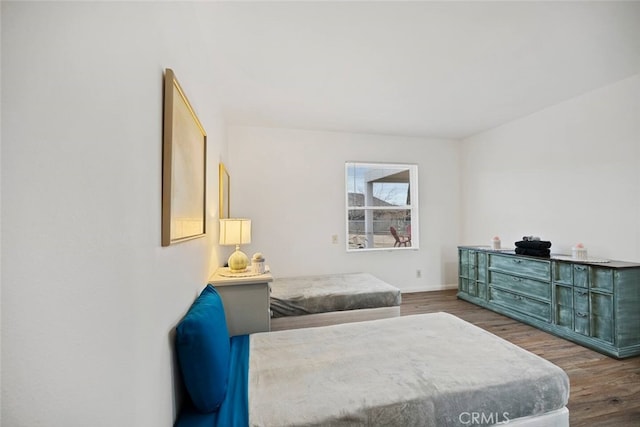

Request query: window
[{"left": 345, "top": 162, "right": 419, "bottom": 251}]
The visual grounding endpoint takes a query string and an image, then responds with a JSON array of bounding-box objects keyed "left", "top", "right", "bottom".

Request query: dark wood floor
[{"left": 401, "top": 290, "right": 640, "bottom": 427}]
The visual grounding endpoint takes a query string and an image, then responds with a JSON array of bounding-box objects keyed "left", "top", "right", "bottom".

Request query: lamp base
[{"left": 228, "top": 248, "right": 249, "bottom": 273}]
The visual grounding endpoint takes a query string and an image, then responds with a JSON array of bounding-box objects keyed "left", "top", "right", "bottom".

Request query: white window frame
[{"left": 345, "top": 162, "right": 419, "bottom": 252}]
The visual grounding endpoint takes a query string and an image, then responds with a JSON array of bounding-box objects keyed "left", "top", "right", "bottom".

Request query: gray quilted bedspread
[
  {"left": 270, "top": 272, "right": 402, "bottom": 318},
  {"left": 248, "top": 312, "right": 570, "bottom": 426}
]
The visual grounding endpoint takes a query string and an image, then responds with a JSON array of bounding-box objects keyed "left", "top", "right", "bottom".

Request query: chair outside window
[{"left": 390, "top": 226, "right": 410, "bottom": 247}]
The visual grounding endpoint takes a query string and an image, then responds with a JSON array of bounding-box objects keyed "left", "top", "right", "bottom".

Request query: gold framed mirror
[
  {"left": 219, "top": 163, "right": 230, "bottom": 219},
  {"left": 161, "top": 68, "right": 207, "bottom": 246}
]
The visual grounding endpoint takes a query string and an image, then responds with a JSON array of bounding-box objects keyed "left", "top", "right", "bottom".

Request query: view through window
[{"left": 345, "top": 162, "right": 418, "bottom": 251}]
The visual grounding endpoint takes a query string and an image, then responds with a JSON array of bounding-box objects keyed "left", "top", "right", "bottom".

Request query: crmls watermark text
[{"left": 459, "top": 411, "right": 510, "bottom": 425}]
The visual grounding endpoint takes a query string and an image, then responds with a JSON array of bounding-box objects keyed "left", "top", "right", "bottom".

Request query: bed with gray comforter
[
  {"left": 270, "top": 272, "right": 401, "bottom": 317},
  {"left": 249, "top": 312, "right": 570, "bottom": 426}
]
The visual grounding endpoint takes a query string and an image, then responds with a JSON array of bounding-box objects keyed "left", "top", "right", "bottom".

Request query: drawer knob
[{"left": 576, "top": 312, "right": 588, "bottom": 318}]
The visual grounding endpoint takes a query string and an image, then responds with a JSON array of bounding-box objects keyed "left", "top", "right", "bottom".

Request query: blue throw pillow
[{"left": 176, "top": 285, "right": 230, "bottom": 413}]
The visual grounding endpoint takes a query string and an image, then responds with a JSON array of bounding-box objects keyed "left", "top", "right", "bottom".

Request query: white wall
[
  {"left": 227, "top": 126, "right": 461, "bottom": 292},
  {"left": 2, "top": 3, "right": 226, "bottom": 426},
  {"left": 4, "top": 3, "right": 636, "bottom": 426},
  {"left": 0, "top": 2, "right": 3, "bottom": 417},
  {"left": 461, "top": 73, "right": 640, "bottom": 262}
]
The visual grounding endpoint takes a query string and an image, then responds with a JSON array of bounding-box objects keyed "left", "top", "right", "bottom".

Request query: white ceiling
[{"left": 198, "top": 1, "right": 640, "bottom": 139}]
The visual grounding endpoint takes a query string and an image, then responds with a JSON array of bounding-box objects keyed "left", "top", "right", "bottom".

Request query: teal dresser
[{"left": 458, "top": 246, "right": 640, "bottom": 358}]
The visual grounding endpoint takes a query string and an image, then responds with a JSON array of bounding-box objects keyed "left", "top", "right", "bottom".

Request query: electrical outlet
[
  {"left": 416, "top": 269, "right": 422, "bottom": 278},
  {"left": 332, "top": 234, "right": 339, "bottom": 244}
]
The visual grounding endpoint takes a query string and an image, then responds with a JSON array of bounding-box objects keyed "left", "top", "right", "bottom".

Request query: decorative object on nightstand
[
  {"left": 219, "top": 218, "right": 251, "bottom": 272},
  {"left": 252, "top": 252, "right": 266, "bottom": 274}
]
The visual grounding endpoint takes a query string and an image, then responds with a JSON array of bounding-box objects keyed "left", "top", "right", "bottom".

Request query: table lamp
[{"left": 219, "top": 218, "right": 252, "bottom": 273}]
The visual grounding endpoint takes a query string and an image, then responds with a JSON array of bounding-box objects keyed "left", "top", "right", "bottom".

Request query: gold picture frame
[
  {"left": 219, "top": 163, "right": 230, "bottom": 219},
  {"left": 162, "top": 68, "right": 207, "bottom": 246}
]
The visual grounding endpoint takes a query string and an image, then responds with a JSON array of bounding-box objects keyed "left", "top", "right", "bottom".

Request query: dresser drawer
[
  {"left": 468, "top": 281, "right": 478, "bottom": 296},
  {"left": 469, "top": 261, "right": 479, "bottom": 281},
  {"left": 459, "top": 277, "right": 469, "bottom": 293},
  {"left": 459, "top": 249, "right": 470, "bottom": 278},
  {"left": 592, "top": 313, "right": 614, "bottom": 344},
  {"left": 490, "top": 271, "right": 551, "bottom": 301},
  {"left": 555, "top": 305, "right": 573, "bottom": 329},
  {"left": 552, "top": 261, "right": 573, "bottom": 285},
  {"left": 573, "top": 265, "right": 589, "bottom": 288},
  {"left": 572, "top": 292, "right": 613, "bottom": 343},
  {"left": 592, "top": 292, "right": 613, "bottom": 318},
  {"left": 459, "top": 248, "right": 469, "bottom": 262},
  {"left": 573, "top": 288, "right": 589, "bottom": 311},
  {"left": 591, "top": 268, "right": 613, "bottom": 293},
  {"left": 489, "top": 254, "right": 550, "bottom": 281},
  {"left": 477, "top": 252, "right": 487, "bottom": 282},
  {"left": 574, "top": 310, "right": 590, "bottom": 336},
  {"left": 555, "top": 285, "right": 573, "bottom": 307},
  {"left": 477, "top": 282, "right": 487, "bottom": 300},
  {"left": 489, "top": 287, "right": 551, "bottom": 322}
]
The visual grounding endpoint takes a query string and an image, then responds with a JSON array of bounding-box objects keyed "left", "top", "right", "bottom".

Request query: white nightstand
[{"left": 208, "top": 267, "right": 273, "bottom": 336}]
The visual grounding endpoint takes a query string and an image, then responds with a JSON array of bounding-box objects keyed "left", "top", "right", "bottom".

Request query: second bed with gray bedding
[{"left": 270, "top": 272, "right": 402, "bottom": 318}]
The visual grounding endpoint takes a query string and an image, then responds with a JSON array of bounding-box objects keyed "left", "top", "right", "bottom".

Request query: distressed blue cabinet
[
  {"left": 458, "top": 248, "right": 487, "bottom": 303},
  {"left": 458, "top": 246, "right": 640, "bottom": 358}
]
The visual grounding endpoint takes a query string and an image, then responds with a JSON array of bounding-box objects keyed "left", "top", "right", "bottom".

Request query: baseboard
[{"left": 400, "top": 283, "right": 458, "bottom": 294}]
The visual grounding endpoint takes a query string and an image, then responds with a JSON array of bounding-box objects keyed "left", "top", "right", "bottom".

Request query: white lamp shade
[{"left": 219, "top": 218, "right": 251, "bottom": 246}]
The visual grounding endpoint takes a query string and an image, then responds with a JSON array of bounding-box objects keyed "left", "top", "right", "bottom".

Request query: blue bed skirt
[{"left": 175, "top": 334, "right": 250, "bottom": 427}]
